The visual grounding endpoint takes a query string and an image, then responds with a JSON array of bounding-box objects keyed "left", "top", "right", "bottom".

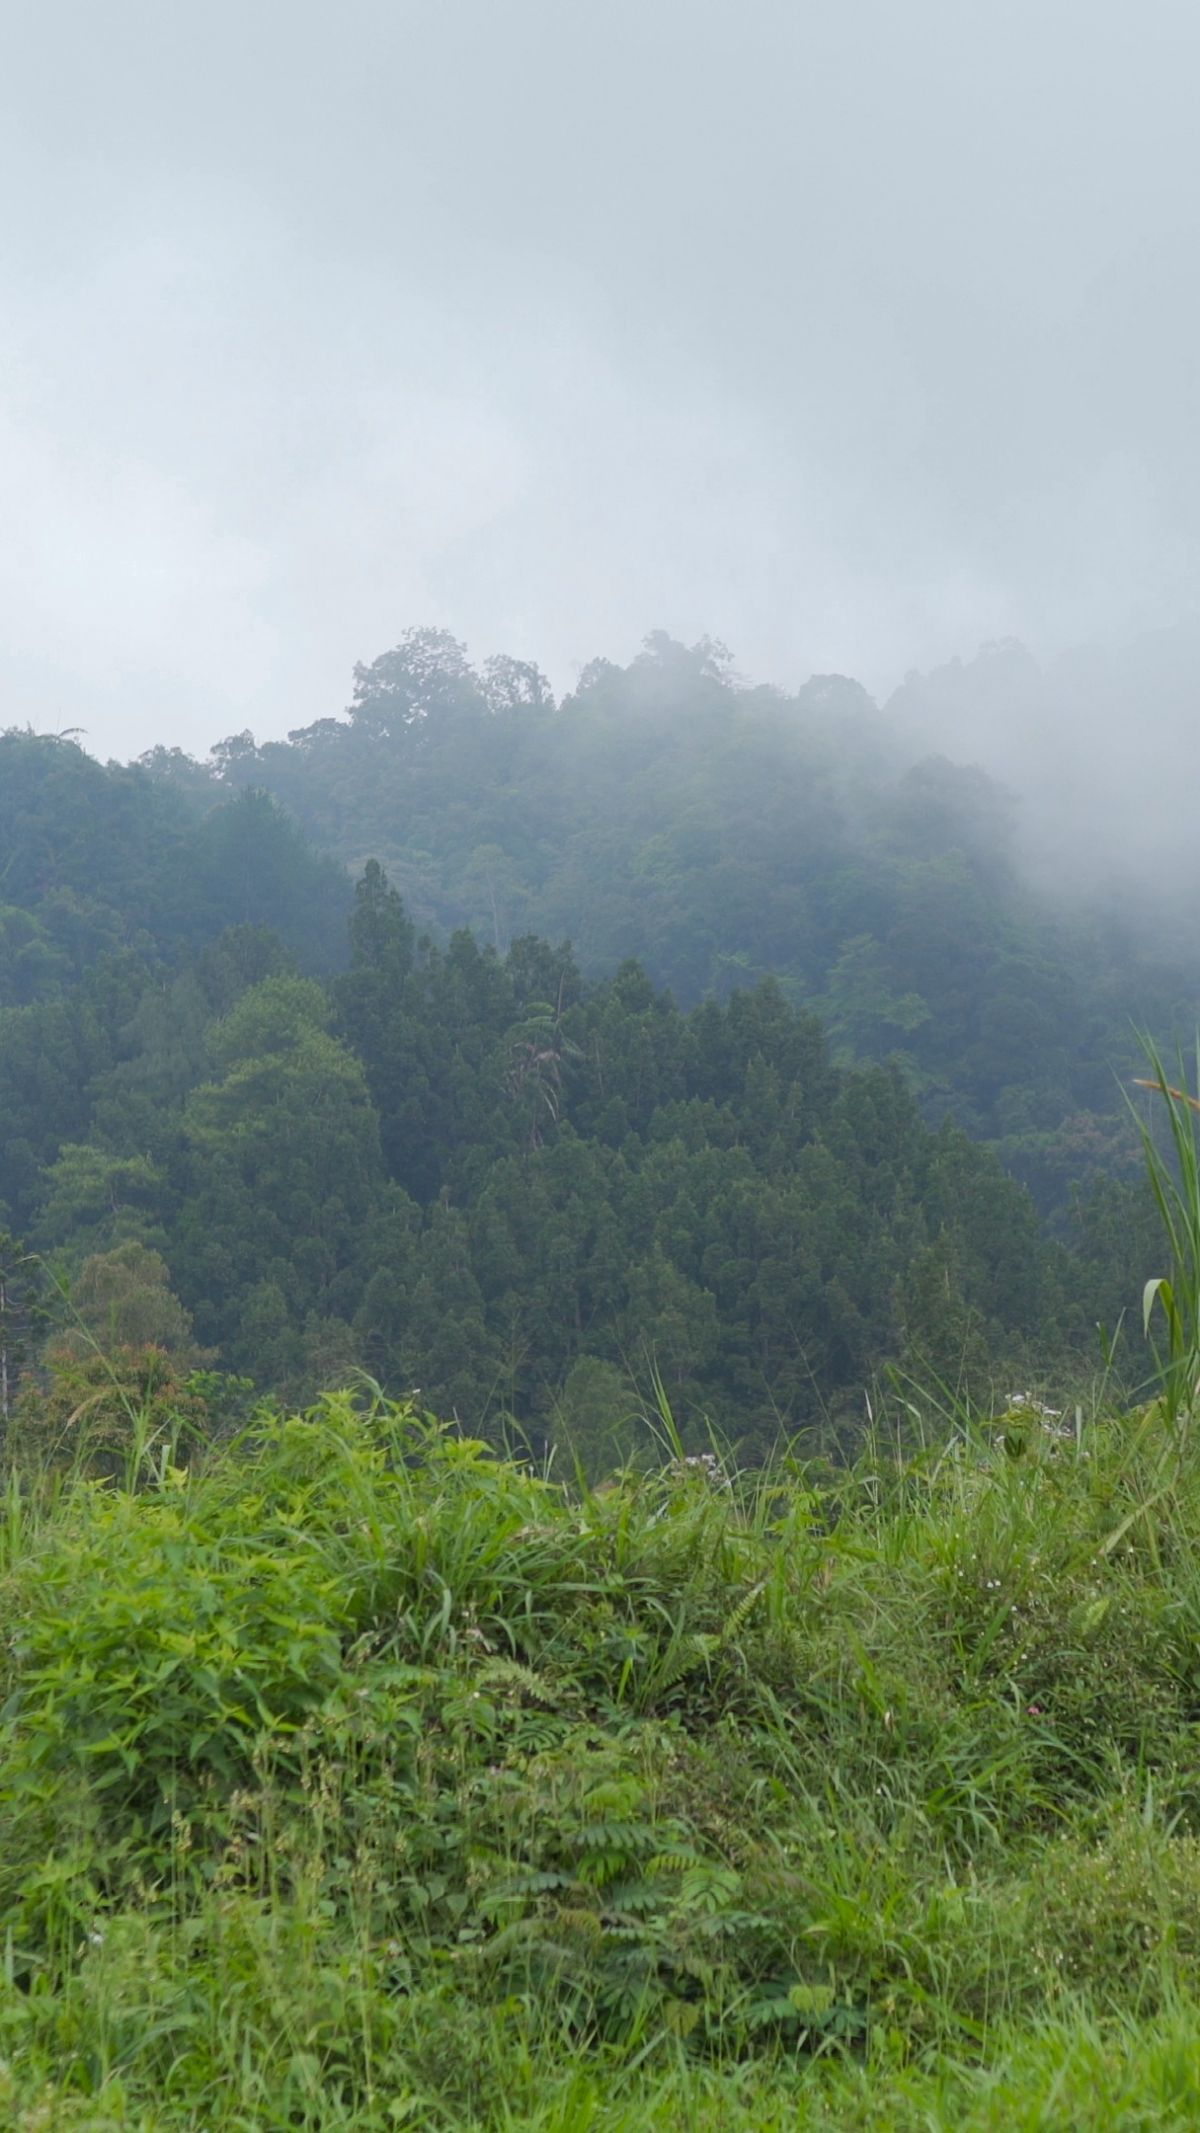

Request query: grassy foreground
[{"left": 6, "top": 1395, "right": 1200, "bottom": 2128}]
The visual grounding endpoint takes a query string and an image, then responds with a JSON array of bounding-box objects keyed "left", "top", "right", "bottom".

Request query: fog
[
  {"left": 5, "top": 0, "right": 1200, "bottom": 877},
  {"left": 885, "top": 622, "right": 1200, "bottom": 926}
]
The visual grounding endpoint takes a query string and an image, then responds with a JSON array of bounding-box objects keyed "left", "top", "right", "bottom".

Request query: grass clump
[{"left": 5, "top": 1388, "right": 1200, "bottom": 2126}]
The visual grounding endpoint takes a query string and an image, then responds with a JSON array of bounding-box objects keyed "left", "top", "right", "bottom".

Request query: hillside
[
  {"left": 2, "top": 660, "right": 1198, "bottom": 2128},
  {"left": 5, "top": 1389, "right": 1200, "bottom": 2128},
  {"left": 0, "top": 729, "right": 351, "bottom": 992},
  {"left": 145, "top": 628, "right": 1198, "bottom": 1213},
  {"left": 0, "top": 838, "right": 1161, "bottom": 1449},
  {"left": 0, "top": 650, "right": 1187, "bottom": 1436}
]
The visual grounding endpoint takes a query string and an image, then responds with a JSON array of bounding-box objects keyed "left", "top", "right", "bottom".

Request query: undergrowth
[{"left": 5, "top": 1379, "right": 1200, "bottom": 2126}]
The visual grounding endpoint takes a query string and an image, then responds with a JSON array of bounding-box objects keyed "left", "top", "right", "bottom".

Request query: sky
[{"left": 4, "top": 0, "right": 1200, "bottom": 762}]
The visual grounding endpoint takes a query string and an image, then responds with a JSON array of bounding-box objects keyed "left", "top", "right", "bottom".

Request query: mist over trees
[
  {"left": 0, "top": 628, "right": 1186, "bottom": 1456},
  {"left": 152, "top": 625, "right": 1196, "bottom": 1206},
  {"left": 886, "top": 624, "right": 1200, "bottom": 945}
]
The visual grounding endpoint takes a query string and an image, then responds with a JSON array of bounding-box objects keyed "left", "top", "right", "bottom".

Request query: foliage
[
  {"left": 0, "top": 647, "right": 1189, "bottom": 1436},
  {"left": 12, "top": 632, "right": 1200, "bottom": 2122},
  {"left": 6, "top": 1391, "right": 1200, "bottom": 2123},
  {"left": 1129, "top": 1038, "right": 1200, "bottom": 1424},
  {"left": 6, "top": 1339, "right": 213, "bottom": 1477},
  {"left": 0, "top": 730, "right": 350, "bottom": 996},
  {"left": 0, "top": 1229, "right": 47, "bottom": 1445},
  {"left": 154, "top": 628, "right": 1195, "bottom": 1213},
  {"left": 0, "top": 847, "right": 1100, "bottom": 1443},
  {"left": 51, "top": 1243, "right": 205, "bottom": 1362}
]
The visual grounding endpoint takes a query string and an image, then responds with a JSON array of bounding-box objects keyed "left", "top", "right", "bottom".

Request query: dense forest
[
  {"left": 141, "top": 628, "right": 1198, "bottom": 1206},
  {"left": 0, "top": 632, "right": 1185, "bottom": 1459}
]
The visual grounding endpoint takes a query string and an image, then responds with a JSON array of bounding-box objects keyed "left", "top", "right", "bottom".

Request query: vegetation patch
[{"left": 6, "top": 1391, "right": 1200, "bottom": 2126}]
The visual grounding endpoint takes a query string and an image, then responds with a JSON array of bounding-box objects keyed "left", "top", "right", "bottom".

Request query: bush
[
  {"left": 6, "top": 1340, "right": 213, "bottom": 1478},
  {"left": 6, "top": 1392, "right": 1200, "bottom": 2123}
]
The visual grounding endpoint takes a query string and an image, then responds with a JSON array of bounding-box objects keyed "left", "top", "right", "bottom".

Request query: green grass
[
  {"left": 6, "top": 1381, "right": 1200, "bottom": 2127},
  {"left": 1131, "top": 1033, "right": 1200, "bottom": 1427}
]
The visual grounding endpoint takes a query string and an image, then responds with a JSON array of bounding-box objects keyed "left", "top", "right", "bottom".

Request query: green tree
[
  {"left": 815, "top": 933, "right": 931, "bottom": 1063},
  {"left": 54, "top": 1242, "right": 205, "bottom": 1364},
  {"left": 547, "top": 1356, "right": 641, "bottom": 1481},
  {"left": 350, "top": 627, "right": 482, "bottom": 739},
  {"left": 0, "top": 1231, "right": 44, "bottom": 1439},
  {"left": 36, "top": 1145, "right": 168, "bottom": 1255},
  {"left": 175, "top": 976, "right": 386, "bottom": 1357}
]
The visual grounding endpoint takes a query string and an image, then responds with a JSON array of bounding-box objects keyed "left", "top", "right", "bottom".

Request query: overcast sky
[{"left": 4, "top": 0, "right": 1200, "bottom": 760}]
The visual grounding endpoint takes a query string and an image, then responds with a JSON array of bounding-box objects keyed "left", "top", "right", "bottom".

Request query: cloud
[{"left": 3, "top": 0, "right": 1200, "bottom": 759}]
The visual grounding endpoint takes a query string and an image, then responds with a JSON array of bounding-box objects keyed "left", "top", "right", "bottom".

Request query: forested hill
[
  {"left": 140, "top": 627, "right": 1197, "bottom": 1213},
  {"left": 0, "top": 641, "right": 1183, "bottom": 1453},
  {"left": 0, "top": 728, "right": 351, "bottom": 992}
]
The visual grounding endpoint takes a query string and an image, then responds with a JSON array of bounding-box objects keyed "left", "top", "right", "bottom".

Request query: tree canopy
[{"left": 0, "top": 638, "right": 1183, "bottom": 1456}]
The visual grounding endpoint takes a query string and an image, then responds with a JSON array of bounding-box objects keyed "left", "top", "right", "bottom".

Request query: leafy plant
[{"left": 6, "top": 1386, "right": 1200, "bottom": 2123}]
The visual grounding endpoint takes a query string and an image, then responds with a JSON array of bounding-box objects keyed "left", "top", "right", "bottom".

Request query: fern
[
  {"left": 571, "top": 1819, "right": 660, "bottom": 1854},
  {"left": 645, "top": 1579, "right": 766, "bottom": 1702},
  {"left": 476, "top": 1656, "right": 560, "bottom": 1705}
]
